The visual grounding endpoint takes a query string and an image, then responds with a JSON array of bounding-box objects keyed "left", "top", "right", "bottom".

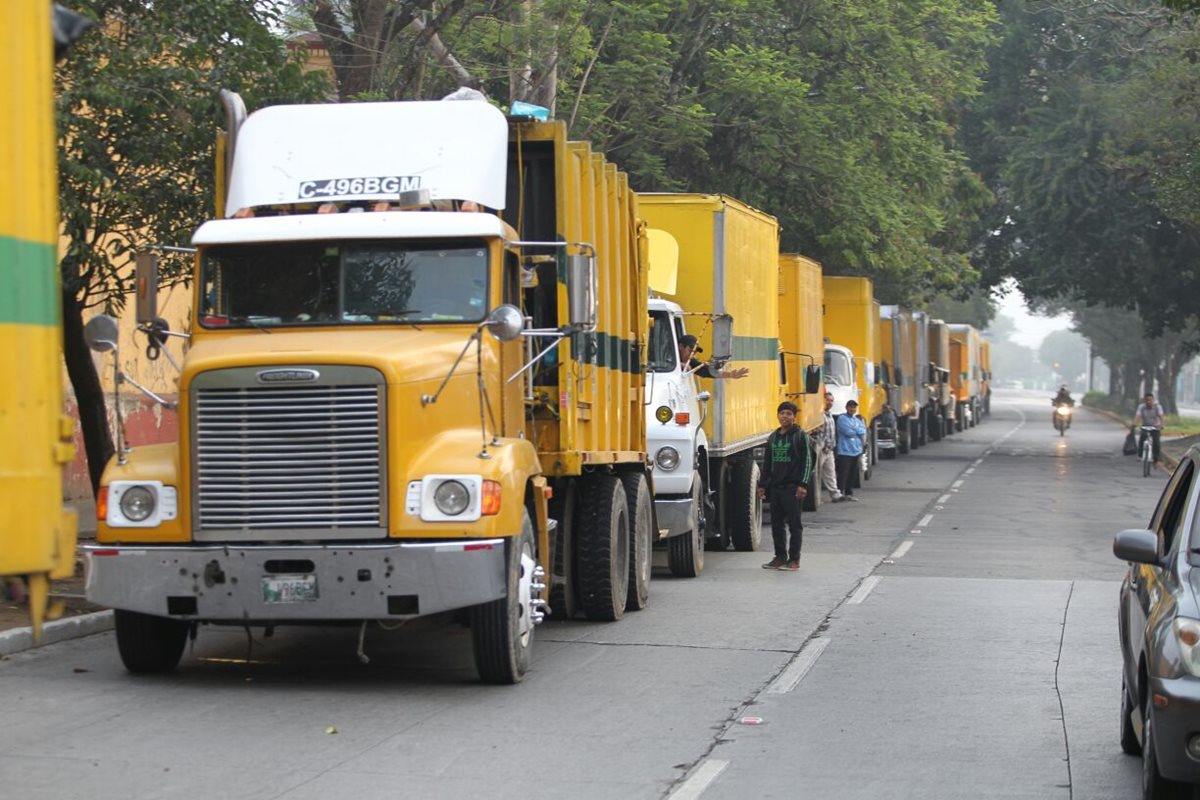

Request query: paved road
[{"left": 0, "top": 390, "right": 1162, "bottom": 799}]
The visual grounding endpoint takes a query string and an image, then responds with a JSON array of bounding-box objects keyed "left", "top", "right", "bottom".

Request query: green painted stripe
[
  {"left": 571, "top": 331, "right": 641, "bottom": 374},
  {"left": 733, "top": 335, "right": 780, "bottom": 362},
  {"left": 0, "top": 236, "right": 59, "bottom": 326}
]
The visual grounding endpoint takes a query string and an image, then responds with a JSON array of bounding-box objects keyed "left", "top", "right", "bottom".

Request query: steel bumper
[
  {"left": 1150, "top": 674, "right": 1200, "bottom": 783},
  {"left": 654, "top": 496, "right": 693, "bottom": 540},
  {"left": 83, "top": 540, "right": 507, "bottom": 622}
]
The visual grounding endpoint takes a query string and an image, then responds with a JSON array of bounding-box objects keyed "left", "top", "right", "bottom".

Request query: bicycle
[{"left": 1140, "top": 425, "right": 1158, "bottom": 477}]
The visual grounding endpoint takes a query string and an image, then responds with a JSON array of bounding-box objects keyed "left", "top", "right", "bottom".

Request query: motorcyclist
[{"left": 1052, "top": 385, "right": 1074, "bottom": 428}]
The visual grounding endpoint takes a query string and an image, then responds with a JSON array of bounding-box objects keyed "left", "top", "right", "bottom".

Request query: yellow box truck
[
  {"left": 980, "top": 339, "right": 993, "bottom": 417},
  {"left": 780, "top": 255, "right": 830, "bottom": 510},
  {"left": 0, "top": 3, "right": 81, "bottom": 636},
  {"left": 821, "top": 276, "right": 887, "bottom": 478},
  {"left": 880, "top": 306, "right": 921, "bottom": 453},
  {"left": 949, "top": 324, "right": 982, "bottom": 429},
  {"left": 640, "top": 194, "right": 807, "bottom": 558},
  {"left": 928, "top": 319, "right": 956, "bottom": 437},
  {"left": 81, "top": 99, "right": 650, "bottom": 683}
]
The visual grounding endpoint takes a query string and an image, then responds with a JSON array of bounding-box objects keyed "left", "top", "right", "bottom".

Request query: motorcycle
[{"left": 1053, "top": 401, "right": 1073, "bottom": 436}]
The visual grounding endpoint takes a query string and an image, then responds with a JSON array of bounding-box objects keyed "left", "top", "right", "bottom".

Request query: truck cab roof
[{"left": 193, "top": 211, "right": 512, "bottom": 246}]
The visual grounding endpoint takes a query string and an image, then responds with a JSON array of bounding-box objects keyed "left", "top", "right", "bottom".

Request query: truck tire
[
  {"left": 729, "top": 460, "right": 763, "bottom": 552},
  {"left": 576, "top": 474, "right": 630, "bottom": 621},
  {"left": 621, "top": 471, "right": 652, "bottom": 611},
  {"left": 114, "top": 609, "right": 189, "bottom": 674},
  {"left": 929, "top": 409, "right": 942, "bottom": 442},
  {"left": 472, "top": 514, "right": 536, "bottom": 684},
  {"left": 705, "top": 461, "right": 730, "bottom": 552},
  {"left": 547, "top": 484, "right": 578, "bottom": 620},
  {"left": 918, "top": 415, "right": 928, "bottom": 447},
  {"left": 898, "top": 421, "right": 910, "bottom": 454},
  {"left": 669, "top": 474, "right": 705, "bottom": 577}
]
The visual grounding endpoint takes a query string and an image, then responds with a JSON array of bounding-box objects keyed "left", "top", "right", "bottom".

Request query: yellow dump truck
[
  {"left": 949, "top": 324, "right": 983, "bottom": 429},
  {"left": 928, "top": 319, "right": 956, "bottom": 437},
  {"left": 780, "top": 255, "right": 830, "bottom": 510},
  {"left": 821, "top": 276, "right": 887, "bottom": 477},
  {"left": 0, "top": 3, "right": 81, "bottom": 635},
  {"left": 639, "top": 194, "right": 805, "bottom": 557},
  {"left": 81, "top": 99, "right": 650, "bottom": 683},
  {"left": 980, "top": 339, "right": 993, "bottom": 417},
  {"left": 880, "top": 306, "right": 921, "bottom": 453}
]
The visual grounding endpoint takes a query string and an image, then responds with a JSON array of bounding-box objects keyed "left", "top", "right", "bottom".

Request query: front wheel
[
  {"left": 668, "top": 473, "right": 705, "bottom": 577},
  {"left": 472, "top": 514, "right": 537, "bottom": 684},
  {"left": 1144, "top": 453, "right": 1153, "bottom": 477},
  {"left": 114, "top": 609, "right": 190, "bottom": 674},
  {"left": 1142, "top": 707, "right": 1191, "bottom": 799},
  {"left": 1120, "top": 677, "right": 1141, "bottom": 756}
]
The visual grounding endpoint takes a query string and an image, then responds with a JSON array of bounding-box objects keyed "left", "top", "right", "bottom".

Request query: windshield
[
  {"left": 824, "top": 350, "right": 853, "bottom": 386},
  {"left": 647, "top": 310, "right": 680, "bottom": 372},
  {"left": 200, "top": 240, "right": 488, "bottom": 328}
]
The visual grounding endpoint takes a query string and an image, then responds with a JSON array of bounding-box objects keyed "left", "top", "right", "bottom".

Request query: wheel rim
[{"left": 516, "top": 541, "right": 537, "bottom": 646}]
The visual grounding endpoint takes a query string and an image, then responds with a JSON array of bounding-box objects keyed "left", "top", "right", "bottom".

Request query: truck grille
[{"left": 190, "top": 366, "right": 386, "bottom": 540}]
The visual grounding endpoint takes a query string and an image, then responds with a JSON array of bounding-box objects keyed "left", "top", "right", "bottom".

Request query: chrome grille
[{"left": 191, "top": 367, "right": 386, "bottom": 539}]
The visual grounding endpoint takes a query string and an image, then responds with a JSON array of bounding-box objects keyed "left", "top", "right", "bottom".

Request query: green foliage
[{"left": 57, "top": 0, "right": 328, "bottom": 309}]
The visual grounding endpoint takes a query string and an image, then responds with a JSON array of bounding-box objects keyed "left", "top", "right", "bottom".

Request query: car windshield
[
  {"left": 200, "top": 240, "right": 488, "bottom": 328},
  {"left": 824, "top": 350, "right": 853, "bottom": 386},
  {"left": 647, "top": 310, "right": 679, "bottom": 373}
]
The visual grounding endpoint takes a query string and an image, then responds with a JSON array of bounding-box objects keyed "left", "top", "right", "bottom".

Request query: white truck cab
[{"left": 823, "top": 343, "right": 859, "bottom": 416}]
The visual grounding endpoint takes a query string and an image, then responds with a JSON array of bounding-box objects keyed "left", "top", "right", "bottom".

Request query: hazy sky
[{"left": 994, "top": 279, "right": 1072, "bottom": 349}]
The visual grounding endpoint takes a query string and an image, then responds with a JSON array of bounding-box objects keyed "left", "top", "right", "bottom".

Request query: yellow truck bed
[
  {"left": 821, "top": 276, "right": 885, "bottom": 426},
  {"left": 639, "top": 194, "right": 781, "bottom": 455},
  {"left": 779, "top": 254, "right": 825, "bottom": 434}
]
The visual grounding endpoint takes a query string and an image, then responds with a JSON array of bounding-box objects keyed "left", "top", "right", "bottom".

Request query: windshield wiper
[{"left": 230, "top": 316, "right": 273, "bottom": 333}]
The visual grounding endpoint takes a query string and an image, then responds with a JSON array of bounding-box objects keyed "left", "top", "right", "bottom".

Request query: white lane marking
[
  {"left": 937, "top": 494, "right": 951, "bottom": 504},
  {"left": 952, "top": 480, "right": 964, "bottom": 488},
  {"left": 965, "top": 468, "right": 975, "bottom": 475},
  {"left": 917, "top": 514, "right": 933, "bottom": 527},
  {"left": 669, "top": 759, "right": 730, "bottom": 800},
  {"left": 890, "top": 540, "right": 914, "bottom": 559},
  {"left": 848, "top": 575, "right": 881, "bottom": 604},
  {"left": 973, "top": 458, "right": 984, "bottom": 467},
  {"left": 767, "top": 638, "right": 831, "bottom": 694}
]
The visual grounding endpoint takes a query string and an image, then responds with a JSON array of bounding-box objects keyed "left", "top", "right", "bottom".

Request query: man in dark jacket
[{"left": 757, "top": 401, "right": 813, "bottom": 571}]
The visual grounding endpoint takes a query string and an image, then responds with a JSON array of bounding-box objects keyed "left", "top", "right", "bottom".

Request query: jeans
[
  {"left": 768, "top": 484, "right": 803, "bottom": 561},
  {"left": 836, "top": 453, "right": 861, "bottom": 496}
]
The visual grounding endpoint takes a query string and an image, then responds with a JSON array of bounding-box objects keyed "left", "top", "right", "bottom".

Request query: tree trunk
[
  {"left": 62, "top": 289, "right": 114, "bottom": 495},
  {"left": 1107, "top": 359, "right": 1120, "bottom": 397},
  {"left": 1122, "top": 361, "right": 1141, "bottom": 409}
]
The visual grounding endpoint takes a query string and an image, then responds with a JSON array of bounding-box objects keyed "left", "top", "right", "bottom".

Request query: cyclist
[{"left": 1133, "top": 392, "right": 1165, "bottom": 463}]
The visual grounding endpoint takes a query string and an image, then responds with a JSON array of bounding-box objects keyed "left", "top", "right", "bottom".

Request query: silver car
[{"left": 1115, "top": 448, "right": 1200, "bottom": 798}]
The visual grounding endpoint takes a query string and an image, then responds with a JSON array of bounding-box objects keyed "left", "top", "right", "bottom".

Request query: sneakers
[
  {"left": 786, "top": 560, "right": 800, "bottom": 571},
  {"left": 842, "top": 495, "right": 859, "bottom": 502},
  {"left": 762, "top": 558, "right": 787, "bottom": 570},
  {"left": 830, "top": 494, "right": 844, "bottom": 503}
]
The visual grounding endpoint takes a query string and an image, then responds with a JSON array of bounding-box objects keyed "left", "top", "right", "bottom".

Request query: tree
[
  {"left": 57, "top": 0, "right": 328, "bottom": 492},
  {"left": 1038, "top": 329, "right": 1088, "bottom": 388}
]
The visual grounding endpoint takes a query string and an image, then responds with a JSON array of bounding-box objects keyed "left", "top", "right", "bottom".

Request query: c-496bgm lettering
[{"left": 297, "top": 176, "right": 421, "bottom": 199}]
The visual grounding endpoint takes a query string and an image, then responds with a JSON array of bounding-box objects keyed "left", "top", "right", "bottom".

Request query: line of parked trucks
[{"left": 6, "top": 64, "right": 994, "bottom": 683}]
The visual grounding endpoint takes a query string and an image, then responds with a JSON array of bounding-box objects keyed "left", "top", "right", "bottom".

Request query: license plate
[{"left": 262, "top": 574, "right": 318, "bottom": 603}]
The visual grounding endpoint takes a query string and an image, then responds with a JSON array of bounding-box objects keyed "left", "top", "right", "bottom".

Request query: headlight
[
  {"left": 655, "top": 405, "right": 673, "bottom": 424},
  {"left": 119, "top": 485, "right": 156, "bottom": 522},
  {"left": 1174, "top": 618, "right": 1200, "bottom": 677},
  {"left": 1056, "top": 406, "right": 1071, "bottom": 417},
  {"left": 433, "top": 480, "right": 471, "bottom": 516},
  {"left": 656, "top": 446, "right": 680, "bottom": 471}
]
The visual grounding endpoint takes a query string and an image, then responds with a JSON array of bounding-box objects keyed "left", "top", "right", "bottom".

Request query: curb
[{"left": 0, "top": 610, "right": 114, "bottom": 658}]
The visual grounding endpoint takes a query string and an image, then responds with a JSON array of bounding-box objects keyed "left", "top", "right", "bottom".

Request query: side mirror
[
  {"left": 84, "top": 315, "right": 119, "bottom": 353},
  {"left": 1113, "top": 528, "right": 1160, "bottom": 565},
  {"left": 709, "top": 314, "right": 734, "bottom": 362},
  {"left": 697, "top": 390, "right": 711, "bottom": 402},
  {"left": 566, "top": 253, "right": 597, "bottom": 332},
  {"left": 135, "top": 252, "right": 159, "bottom": 325},
  {"left": 804, "top": 364, "right": 823, "bottom": 395},
  {"left": 485, "top": 304, "right": 524, "bottom": 342}
]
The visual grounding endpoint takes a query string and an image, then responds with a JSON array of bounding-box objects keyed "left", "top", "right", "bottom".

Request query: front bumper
[
  {"left": 1150, "top": 674, "right": 1200, "bottom": 783},
  {"left": 654, "top": 496, "right": 693, "bottom": 540},
  {"left": 83, "top": 540, "right": 507, "bottom": 622}
]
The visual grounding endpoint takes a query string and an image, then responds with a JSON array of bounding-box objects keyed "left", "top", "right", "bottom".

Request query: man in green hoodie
[{"left": 757, "top": 401, "right": 813, "bottom": 571}]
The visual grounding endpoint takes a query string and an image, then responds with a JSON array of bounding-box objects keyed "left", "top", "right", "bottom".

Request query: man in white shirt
[{"left": 819, "top": 390, "right": 843, "bottom": 503}]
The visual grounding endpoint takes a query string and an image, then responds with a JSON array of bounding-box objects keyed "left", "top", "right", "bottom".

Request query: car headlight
[
  {"left": 656, "top": 446, "right": 680, "bottom": 471},
  {"left": 655, "top": 405, "right": 673, "bottom": 424},
  {"left": 433, "top": 480, "right": 471, "bottom": 516},
  {"left": 119, "top": 485, "right": 156, "bottom": 522},
  {"left": 1174, "top": 618, "right": 1200, "bottom": 677}
]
